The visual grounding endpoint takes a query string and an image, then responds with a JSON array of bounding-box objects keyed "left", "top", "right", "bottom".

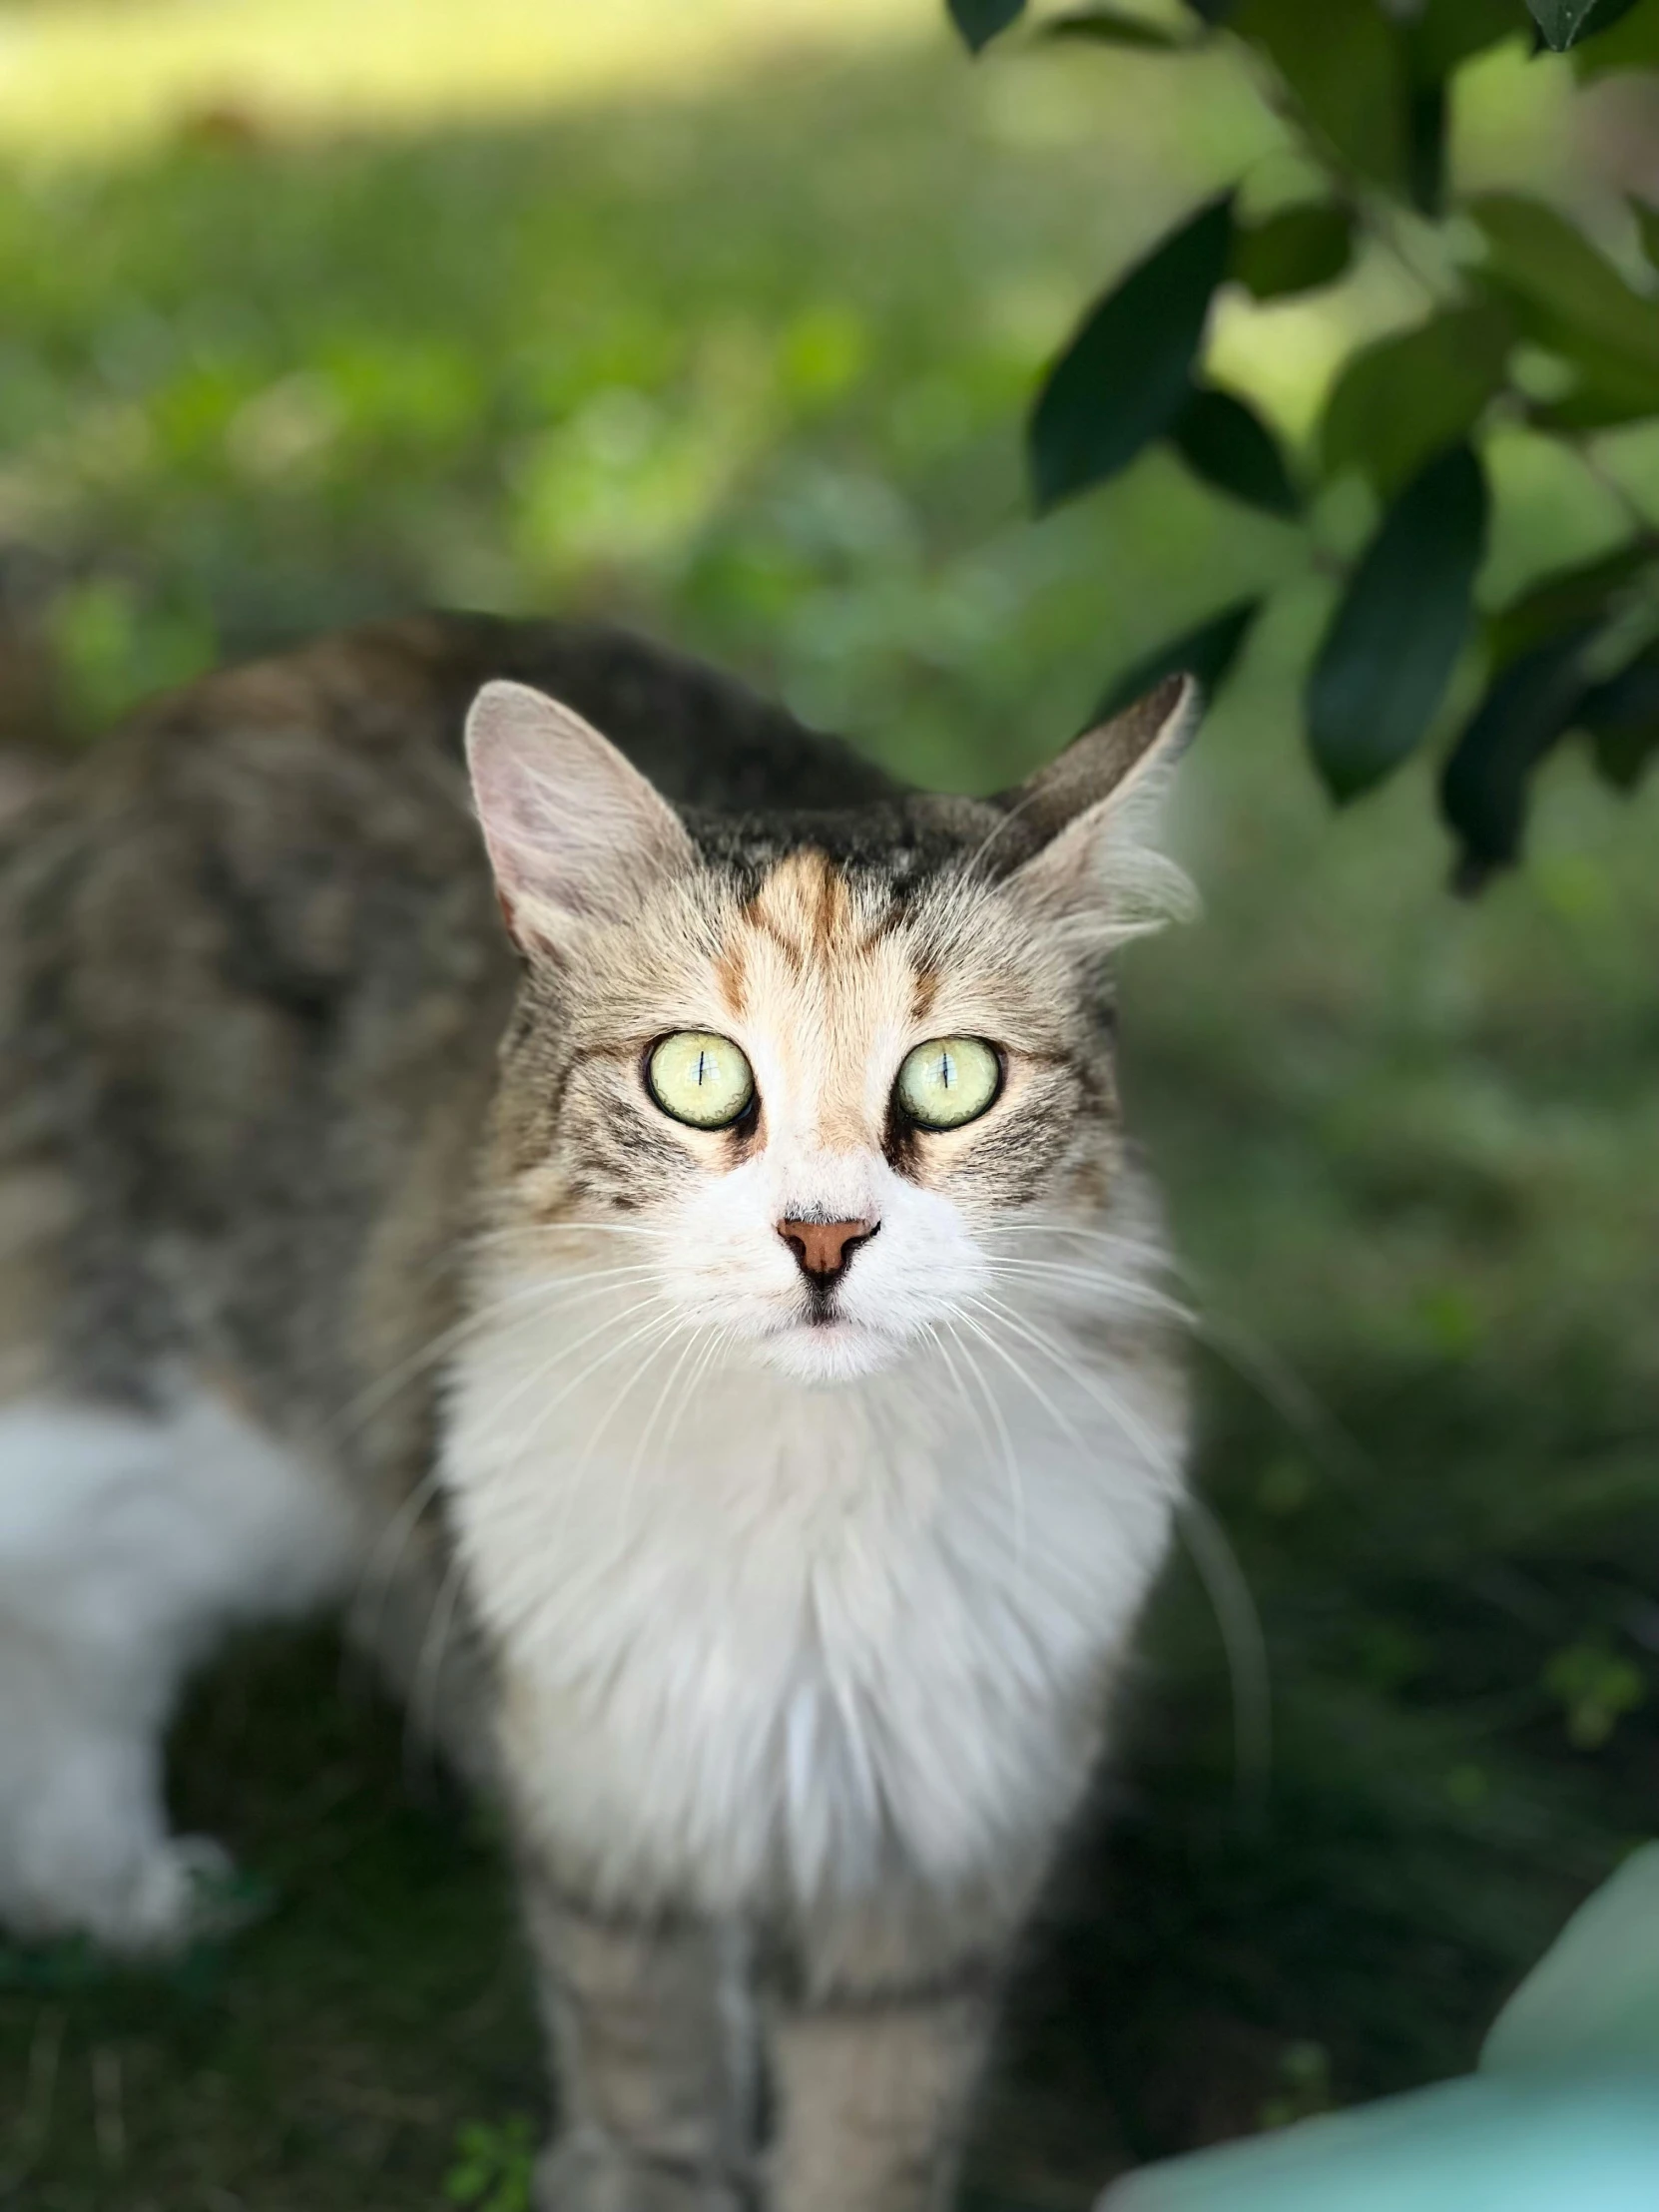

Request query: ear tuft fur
[
  {"left": 464, "top": 680, "right": 695, "bottom": 953},
  {"left": 999, "top": 675, "right": 1201, "bottom": 948}
]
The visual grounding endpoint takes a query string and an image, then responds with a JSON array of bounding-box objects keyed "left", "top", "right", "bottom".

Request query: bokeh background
[{"left": 0, "top": 3, "right": 1656, "bottom": 2207}]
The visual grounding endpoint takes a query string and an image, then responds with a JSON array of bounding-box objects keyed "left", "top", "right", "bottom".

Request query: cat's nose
[{"left": 778, "top": 1218, "right": 878, "bottom": 1283}]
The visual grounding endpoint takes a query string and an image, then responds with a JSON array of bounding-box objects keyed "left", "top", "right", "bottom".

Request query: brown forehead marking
[
  {"left": 745, "top": 848, "right": 854, "bottom": 963},
  {"left": 714, "top": 937, "right": 749, "bottom": 1020},
  {"left": 910, "top": 964, "right": 940, "bottom": 1025}
]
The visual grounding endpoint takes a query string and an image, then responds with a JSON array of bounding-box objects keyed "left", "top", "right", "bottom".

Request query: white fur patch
[
  {"left": 443, "top": 1184, "right": 1184, "bottom": 1917},
  {"left": 0, "top": 1389, "right": 359, "bottom": 1949}
]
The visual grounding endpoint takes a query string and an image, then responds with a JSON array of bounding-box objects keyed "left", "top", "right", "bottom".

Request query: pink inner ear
[{"left": 464, "top": 679, "right": 695, "bottom": 942}]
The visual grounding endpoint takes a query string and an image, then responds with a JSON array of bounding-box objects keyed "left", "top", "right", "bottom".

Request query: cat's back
[{"left": 1, "top": 611, "right": 890, "bottom": 1028}]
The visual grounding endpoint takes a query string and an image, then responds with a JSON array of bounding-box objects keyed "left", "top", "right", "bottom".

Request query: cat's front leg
[
  {"left": 520, "top": 1861, "right": 761, "bottom": 2212},
  {"left": 766, "top": 1982, "right": 994, "bottom": 2212},
  {"left": 766, "top": 1879, "right": 1029, "bottom": 2212}
]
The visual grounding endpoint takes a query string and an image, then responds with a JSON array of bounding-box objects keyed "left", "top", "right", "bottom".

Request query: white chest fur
[{"left": 442, "top": 1269, "right": 1183, "bottom": 1916}]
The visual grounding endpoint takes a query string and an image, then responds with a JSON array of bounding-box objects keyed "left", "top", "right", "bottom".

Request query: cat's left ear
[
  {"left": 465, "top": 680, "right": 696, "bottom": 953},
  {"left": 1000, "top": 675, "right": 1200, "bottom": 947}
]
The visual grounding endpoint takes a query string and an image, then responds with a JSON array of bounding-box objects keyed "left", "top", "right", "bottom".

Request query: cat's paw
[
  {"left": 102, "top": 1832, "right": 259, "bottom": 1953},
  {"left": 3, "top": 1832, "right": 261, "bottom": 1957},
  {"left": 534, "top": 2136, "right": 750, "bottom": 2212}
]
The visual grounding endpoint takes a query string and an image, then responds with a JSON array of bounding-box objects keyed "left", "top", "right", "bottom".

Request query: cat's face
[{"left": 467, "top": 678, "right": 1195, "bottom": 1385}]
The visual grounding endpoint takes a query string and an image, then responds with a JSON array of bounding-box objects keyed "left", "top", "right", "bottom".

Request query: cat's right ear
[
  {"left": 464, "top": 680, "right": 696, "bottom": 954},
  {"left": 999, "top": 674, "right": 1200, "bottom": 949}
]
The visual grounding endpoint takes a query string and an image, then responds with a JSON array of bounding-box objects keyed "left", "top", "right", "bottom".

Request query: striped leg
[
  {"left": 521, "top": 1869, "right": 760, "bottom": 2212},
  {"left": 765, "top": 1876, "right": 1028, "bottom": 2212},
  {"left": 766, "top": 1983, "right": 995, "bottom": 2212}
]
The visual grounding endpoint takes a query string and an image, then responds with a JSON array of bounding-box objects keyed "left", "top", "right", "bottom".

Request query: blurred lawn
[{"left": 1, "top": 4, "right": 1657, "bottom": 2208}]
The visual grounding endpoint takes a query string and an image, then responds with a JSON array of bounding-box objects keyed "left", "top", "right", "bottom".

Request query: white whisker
[
  {"left": 613, "top": 1322, "right": 710, "bottom": 1546},
  {"left": 967, "top": 1288, "right": 1271, "bottom": 1800},
  {"left": 1178, "top": 1493, "right": 1273, "bottom": 1813},
  {"left": 405, "top": 1552, "right": 467, "bottom": 1789},
  {"left": 982, "top": 1247, "right": 1363, "bottom": 1481},
  {"left": 958, "top": 1300, "right": 1089, "bottom": 1452},
  {"left": 322, "top": 1263, "right": 662, "bottom": 1448},
  {"left": 656, "top": 1322, "right": 734, "bottom": 1465},
  {"left": 984, "top": 1257, "right": 1195, "bottom": 1326},
  {"left": 344, "top": 1465, "right": 442, "bottom": 1666},
  {"left": 942, "top": 1317, "right": 1027, "bottom": 1581},
  {"left": 490, "top": 1294, "right": 678, "bottom": 1467},
  {"left": 973, "top": 1291, "right": 1181, "bottom": 1492}
]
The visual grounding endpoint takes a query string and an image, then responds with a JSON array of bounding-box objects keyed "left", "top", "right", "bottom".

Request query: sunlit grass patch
[{"left": 0, "top": 0, "right": 923, "bottom": 161}]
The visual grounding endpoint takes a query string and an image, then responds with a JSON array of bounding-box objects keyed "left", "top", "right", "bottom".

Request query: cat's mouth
[{"left": 759, "top": 1305, "right": 897, "bottom": 1382}]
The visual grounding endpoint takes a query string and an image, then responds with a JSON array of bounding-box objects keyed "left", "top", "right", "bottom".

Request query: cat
[{"left": 0, "top": 611, "right": 1196, "bottom": 2212}]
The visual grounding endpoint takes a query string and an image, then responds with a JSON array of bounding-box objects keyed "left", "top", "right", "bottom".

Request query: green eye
[
  {"left": 894, "top": 1036, "right": 1001, "bottom": 1131},
  {"left": 646, "top": 1031, "right": 756, "bottom": 1130}
]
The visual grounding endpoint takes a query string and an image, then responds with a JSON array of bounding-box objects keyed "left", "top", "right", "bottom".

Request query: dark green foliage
[
  {"left": 1029, "top": 194, "right": 1233, "bottom": 511},
  {"left": 445, "top": 2116, "right": 537, "bottom": 2211},
  {"left": 1409, "top": 0, "right": 1528, "bottom": 74},
  {"left": 1168, "top": 385, "right": 1300, "bottom": 515},
  {"left": 1582, "top": 647, "right": 1659, "bottom": 788},
  {"left": 947, "top": 0, "right": 1027, "bottom": 53},
  {"left": 1091, "top": 596, "right": 1262, "bottom": 720},
  {"left": 1484, "top": 540, "right": 1656, "bottom": 665},
  {"left": 1444, "top": 539, "right": 1659, "bottom": 864},
  {"left": 1231, "top": 0, "right": 1411, "bottom": 192},
  {"left": 1528, "top": 0, "right": 1645, "bottom": 49},
  {"left": 952, "top": 0, "right": 1659, "bottom": 869},
  {"left": 1308, "top": 444, "right": 1487, "bottom": 804},
  {"left": 1404, "top": 72, "right": 1448, "bottom": 219},
  {"left": 1230, "top": 201, "right": 1353, "bottom": 300},
  {"left": 1044, "top": 8, "right": 1188, "bottom": 48},
  {"left": 1440, "top": 629, "right": 1595, "bottom": 881},
  {"left": 1573, "top": 0, "right": 1659, "bottom": 66},
  {"left": 1470, "top": 192, "right": 1659, "bottom": 427},
  {"left": 1320, "top": 305, "right": 1512, "bottom": 492}
]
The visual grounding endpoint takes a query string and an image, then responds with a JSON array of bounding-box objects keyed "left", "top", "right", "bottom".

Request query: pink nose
[{"left": 778, "top": 1218, "right": 877, "bottom": 1282}]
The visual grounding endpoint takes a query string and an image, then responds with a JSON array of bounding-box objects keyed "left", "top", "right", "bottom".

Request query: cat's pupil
[
  {"left": 697, "top": 1050, "right": 709, "bottom": 1086},
  {"left": 939, "top": 1052, "right": 954, "bottom": 1089}
]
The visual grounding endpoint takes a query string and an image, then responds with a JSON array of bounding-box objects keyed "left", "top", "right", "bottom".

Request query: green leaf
[
  {"left": 1409, "top": 0, "right": 1529, "bottom": 76},
  {"left": 1541, "top": 1638, "right": 1645, "bottom": 1749},
  {"left": 1093, "top": 597, "right": 1262, "bottom": 722},
  {"left": 1230, "top": 0, "right": 1408, "bottom": 192},
  {"left": 1404, "top": 72, "right": 1447, "bottom": 219},
  {"left": 1486, "top": 539, "right": 1657, "bottom": 666},
  {"left": 1308, "top": 442, "right": 1488, "bottom": 805},
  {"left": 1572, "top": 0, "right": 1659, "bottom": 69},
  {"left": 1530, "top": 362, "right": 1659, "bottom": 431},
  {"left": 1633, "top": 198, "right": 1659, "bottom": 276},
  {"left": 1527, "top": 0, "right": 1644, "bottom": 50},
  {"left": 1168, "top": 385, "right": 1300, "bottom": 514},
  {"left": 1029, "top": 194, "right": 1234, "bottom": 512},
  {"left": 1231, "top": 202, "right": 1354, "bottom": 301},
  {"left": 947, "top": 0, "right": 1027, "bottom": 53},
  {"left": 1044, "top": 8, "right": 1185, "bottom": 47},
  {"left": 1440, "top": 628, "right": 1593, "bottom": 882},
  {"left": 1469, "top": 193, "right": 1659, "bottom": 393},
  {"left": 1321, "top": 303, "right": 1512, "bottom": 494},
  {"left": 1581, "top": 644, "right": 1659, "bottom": 789}
]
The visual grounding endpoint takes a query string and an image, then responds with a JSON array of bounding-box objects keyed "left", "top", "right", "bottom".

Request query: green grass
[{"left": 1, "top": 8, "right": 1657, "bottom": 2207}]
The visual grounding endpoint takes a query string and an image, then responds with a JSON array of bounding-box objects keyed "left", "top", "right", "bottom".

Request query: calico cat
[{"left": 0, "top": 612, "right": 1196, "bottom": 2212}]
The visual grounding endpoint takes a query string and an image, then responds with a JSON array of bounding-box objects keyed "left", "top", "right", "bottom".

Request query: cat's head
[{"left": 464, "top": 674, "right": 1198, "bottom": 1385}]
